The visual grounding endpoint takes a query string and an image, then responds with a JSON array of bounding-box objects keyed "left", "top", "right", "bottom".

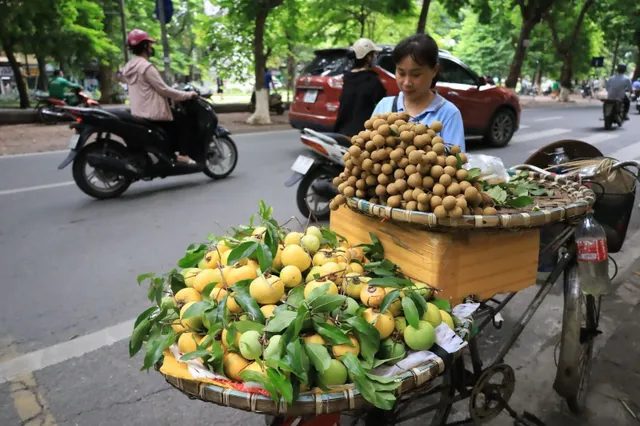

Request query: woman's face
[{"left": 395, "top": 55, "right": 438, "bottom": 101}]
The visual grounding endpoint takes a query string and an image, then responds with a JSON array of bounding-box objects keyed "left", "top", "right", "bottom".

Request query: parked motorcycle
[
  {"left": 285, "top": 129, "right": 350, "bottom": 221},
  {"left": 57, "top": 87, "right": 238, "bottom": 199},
  {"left": 35, "top": 87, "right": 99, "bottom": 125},
  {"left": 601, "top": 99, "right": 624, "bottom": 130},
  {"left": 250, "top": 91, "right": 286, "bottom": 115},
  {"left": 581, "top": 85, "right": 592, "bottom": 98}
]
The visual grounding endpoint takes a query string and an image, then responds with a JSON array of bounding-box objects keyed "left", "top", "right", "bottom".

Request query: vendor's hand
[{"left": 189, "top": 91, "right": 199, "bottom": 99}]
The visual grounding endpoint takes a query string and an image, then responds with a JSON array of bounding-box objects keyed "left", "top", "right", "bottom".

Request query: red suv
[{"left": 289, "top": 46, "right": 521, "bottom": 147}]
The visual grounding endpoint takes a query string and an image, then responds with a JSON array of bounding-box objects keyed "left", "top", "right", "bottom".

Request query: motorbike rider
[
  {"left": 333, "top": 38, "right": 387, "bottom": 137},
  {"left": 122, "top": 29, "right": 198, "bottom": 164},
  {"left": 48, "top": 69, "right": 82, "bottom": 105},
  {"left": 606, "top": 63, "right": 632, "bottom": 120},
  {"left": 372, "top": 34, "right": 465, "bottom": 150}
]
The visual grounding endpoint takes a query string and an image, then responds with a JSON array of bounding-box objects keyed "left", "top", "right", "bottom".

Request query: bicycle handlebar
[{"left": 510, "top": 160, "right": 640, "bottom": 181}]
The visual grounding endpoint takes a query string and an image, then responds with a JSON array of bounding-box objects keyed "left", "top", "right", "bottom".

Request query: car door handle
[{"left": 449, "top": 91, "right": 460, "bottom": 96}]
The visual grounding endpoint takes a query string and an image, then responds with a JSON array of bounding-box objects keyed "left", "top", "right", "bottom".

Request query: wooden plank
[{"left": 331, "top": 206, "right": 539, "bottom": 304}]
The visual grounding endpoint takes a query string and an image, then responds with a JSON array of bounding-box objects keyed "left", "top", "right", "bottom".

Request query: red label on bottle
[{"left": 577, "top": 239, "right": 608, "bottom": 262}]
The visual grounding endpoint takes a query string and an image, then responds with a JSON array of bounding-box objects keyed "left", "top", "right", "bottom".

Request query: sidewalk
[
  {"left": 519, "top": 94, "right": 601, "bottom": 109},
  {"left": 0, "top": 111, "right": 293, "bottom": 156}
]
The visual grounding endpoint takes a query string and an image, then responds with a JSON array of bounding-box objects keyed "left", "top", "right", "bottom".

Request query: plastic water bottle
[
  {"left": 548, "top": 148, "right": 570, "bottom": 174},
  {"left": 575, "top": 210, "right": 612, "bottom": 295}
]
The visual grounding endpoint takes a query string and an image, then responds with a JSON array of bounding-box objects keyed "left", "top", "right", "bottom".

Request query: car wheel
[{"left": 484, "top": 108, "right": 516, "bottom": 148}]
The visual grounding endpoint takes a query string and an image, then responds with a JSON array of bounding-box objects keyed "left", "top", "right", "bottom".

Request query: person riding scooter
[
  {"left": 48, "top": 69, "right": 83, "bottom": 105},
  {"left": 122, "top": 29, "right": 198, "bottom": 164},
  {"left": 606, "top": 63, "right": 632, "bottom": 120}
]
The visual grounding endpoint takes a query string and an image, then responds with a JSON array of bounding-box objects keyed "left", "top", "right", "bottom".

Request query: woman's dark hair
[
  {"left": 393, "top": 34, "right": 439, "bottom": 68},
  {"left": 353, "top": 52, "right": 374, "bottom": 69},
  {"left": 129, "top": 40, "right": 150, "bottom": 56}
]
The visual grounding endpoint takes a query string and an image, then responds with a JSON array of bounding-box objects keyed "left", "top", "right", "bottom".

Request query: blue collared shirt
[{"left": 372, "top": 92, "right": 465, "bottom": 151}]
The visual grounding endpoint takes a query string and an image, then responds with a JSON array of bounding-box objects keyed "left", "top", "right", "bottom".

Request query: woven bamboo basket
[
  {"left": 345, "top": 172, "right": 595, "bottom": 229},
  {"left": 156, "top": 319, "right": 474, "bottom": 416}
]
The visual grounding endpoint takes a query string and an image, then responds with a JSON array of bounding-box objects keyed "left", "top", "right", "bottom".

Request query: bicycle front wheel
[{"left": 554, "top": 257, "right": 601, "bottom": 414}]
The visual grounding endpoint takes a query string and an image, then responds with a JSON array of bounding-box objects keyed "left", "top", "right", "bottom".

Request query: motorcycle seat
[
  {"left": 319, "top": 132, "right": 352, "bottom": 148},
  {"left": 110, "top": 109, "right": 171, "bottom": 142}
]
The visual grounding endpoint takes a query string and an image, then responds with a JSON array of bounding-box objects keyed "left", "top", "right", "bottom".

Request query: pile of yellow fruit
[
  {"left": 132, "top": 204, "right": 458, "bottom": 409},
  {"left": 330, "top": 112, "right": 499, "bottom": 217}
]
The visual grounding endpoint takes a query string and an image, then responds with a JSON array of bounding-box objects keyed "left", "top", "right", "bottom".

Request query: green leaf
[
  {"left": 367, "top": 277, "right": 404, "bottom": 288},
  {"left": 402, "top": 297, "right": 420, "bottom": 329},
  {"left": 226, "top": 326, "right": 238, "bottom": 348},
  {"left": 467, "top": 168, "right": 482, "bottom": 181},
  {"left": 267, "top": 368, "right": 294, "bottom": 404},
  {"left": 287, "top": 339, "right": 310, "bottom": 383},
  {"left": 178, "top": 250, "right": 206, "bottom": 268},
  {"left": 514, "top": 185, "right": 529, "bottom": 197},
  {"left": 352, "top": 375, "right": 397, "bottom": 410},
  {"left": 372, "top": 267, "right": 396, "bottom": 276},
  {"left": 285, "top": 285, "right": 305, "bottom": 308},
  {"left": 346, "top": 316, "right": 380, "bottom": 364},
  {"left": 506, "top": 195, "right": 534, "bottom": 208},
  {"left": 265, "top": 358, "right": 294, "bottom": 373},
  {"left": 305, "top": 282, "right": 331, "bottom": 304},
  {"left": 180, "top": 348, "right": 211, "bottom": 361},
  {"left": 257, "top": 243, "right": 274, "bottom": 272},
  {"left": 227, "top": 241, "right": 259, "bottom": 266},
  {"left": 320, "top": 228, "right": 338, "bottom": 248},
  {"left": 233, "top": 320, "right": 265, "bottom": 333},
  {"left": 169, "top": 273, "right": 186, "bottom": 295},
  {"left": 263, "top": 223, "right": 280, "bottom": 258},
  {"left": 142, "top": 328, "right": 175, "bottom": 371},
  {"left": 182, "top": 301, "right": 211, "bottom": 319},
  {"left": 265, "top": 310, "right": 298, "bottom": 333},
  {"left": 233, "top": 291, "right": 266, "bottom": 324},
  {"left": 455, "top": 153, "right": 463, "bottom": 169},
  {"left": 230, "top": 279, "right": 252, "bottom": 293},
  {"left": 405, "top": 289, "right": 428, "bottom": 318},
  {"left": 485, "top": 186, "right": 508, "bottom": 205},
  {"left": 134, "top": 306, "right": 160, "bottom": 328},
  {"left": 240, "top": 370, "right": 281, "bottom": 405},
  {"left": 129, "top": 317, "right": 153, "bottom": 357},
  {"left": 280, "top": 305, "right": 310, "bottom": 352},
  {"left": 431, "top": 298, "right": 451, "bottom": 312},
  {"left": 313, "top": 322, "right": 352, "bottom": 346},
  {"left": 340, "top": 352, "right": 367, "bottom": 378},
  {"left": 201, "top": 282, "right": 218, "bottom": 301},
  {"left": 137, "top": 273, "right": 155, "bottom": 285},
  {"left": 304, "top": 342, "right": 332, "bottom": 372},
  {"left": 309, "top": 294, "right": 347, "bottom": 313},
  {"left": 379, "top": 290, "right": 401, "bottom": 314}
]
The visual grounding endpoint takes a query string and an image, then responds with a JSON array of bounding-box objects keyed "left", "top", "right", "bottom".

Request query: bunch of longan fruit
[{"left": 329, "top": 112, "right": 498, "bottom": 218}]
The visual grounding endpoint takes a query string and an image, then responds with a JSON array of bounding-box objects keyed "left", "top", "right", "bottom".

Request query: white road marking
[
  {"left": 579, "top": 133, "right": 619, "bottom": 145},
  {"left": 0, "top": 319, "right": 134, "bottom": 384},
  {"left": 0, "top": 181, "right": 74, "bottom": 196},
  {"left": 512, "top": 128, "right": 571, "bottom": 143},
  {"left": 609, "top": 141, "right": 640, "bottom": 160},
  {"left": 533, "top": 116, "right": 563, "bottom": 122},
  {"left": 520, "top": 125, "right": 531, "bottom": 129}
]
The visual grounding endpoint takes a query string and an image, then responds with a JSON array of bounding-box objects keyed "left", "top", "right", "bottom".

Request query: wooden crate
[{"left": 330, "top": 207, "right": 540, "bottom": 305}]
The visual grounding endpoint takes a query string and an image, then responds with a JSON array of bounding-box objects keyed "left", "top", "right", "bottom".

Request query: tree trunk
[
  {"left": 610, "top": 35, "right": 620, "bottom": 76},
  {"left": 247, "top": 8, "right": 271, "bottom": 125},
  {"left": 559, "top": 55, "right": 573, "bottom": 102},
  {"left": 2, "top": 39, "right": 30, "bottom": 108},
  {"left": 286, "top": 50, "right": 295, "bottom": 104},
  {"left": 35, "top": 52, "right": 48, "bottom": 91},
  {"left": 99, "top": 65, "right": 115, "bottom": 104},
  {"left": 505, "top": 20, "right": 534, "bottom": 89},
  {"left": 536, "top": 68, "right": 543, "bottom": 93},
  {"left": 416, "top": 0, "right": 431, "bottom": 34}
]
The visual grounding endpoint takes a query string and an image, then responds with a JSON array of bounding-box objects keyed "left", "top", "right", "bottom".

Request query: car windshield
[{"left": 301, "top": 52, "right": 352, "bottom": 77}]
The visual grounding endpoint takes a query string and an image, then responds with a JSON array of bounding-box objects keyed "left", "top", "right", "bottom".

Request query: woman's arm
[
  {"left": 144, "top": 66, "right": 193, "bottom": 101},
  {"left": 440, "top": 109, "right": 465, "bottom": 152}
]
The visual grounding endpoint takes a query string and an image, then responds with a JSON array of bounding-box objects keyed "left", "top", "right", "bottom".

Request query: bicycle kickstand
[{"left": 493, "top": 393, "right": 546, "bottom": 426}]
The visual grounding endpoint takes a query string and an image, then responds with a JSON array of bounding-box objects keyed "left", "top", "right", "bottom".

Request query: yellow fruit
[
  {"left": 334, "top": 247, "right": 352, "bottom": 264},
  {"left": 250, "top": 275, "right": 285, "bottom": 304},
  {"left": 175, "top": 288, "right": 202, "bottom": 304},
  {"left": 284, "top": 232, "right": 304, "bottom": 246},
  {"left": 388, "top": 299, "right": 403, "bottom": 317},
  {"left": 182, "top": 268, "right": 201, "bottom": 288},
  {"left": 251, "top": 226, "right": 267, "bottom": 238},
  {"left": 320, "top": 261, "right": 345, "bottom": 284},
  {"left": 349, "top": 247, "right": 365, "bottom": 262},
  {"left": 349, "top": 262, "right": 364, "bottom": 274},
  {"left": 423, "top": 302, "right": 443, "bottom": 327},
  {"left": 227, "top": 293, "right": 243, "bottom": 313},
  {"left": 304, "top": 280, "right": 339, "bottom": 298},
  {"left": 193, "top": 269, "right": 225, "bottom": 293},
  {"left": 440, "top": 310, "right": 455, "bottom": 329},
  {"left": 204, "top": 250, "right": 221, "bottom": 269},
  {"left": 306, "top": 266, "right": 323, "bottom": 283},
  {"left": 281, "top": 245, "right": 311, "bottom": 271},
  {"left": 216, "top": 241, "right": 231, "bottom": 254},
  {"left": 243, "top": 361, "right": 268, "bottom": 378},
  {"left": 227, "top": 261, "right": 259, "bottom": 287},
  {"left": 172, "top": 322, "right": 187, "bottom": 334},
  {"left": 303, "top": 334, "right": 326, "bottom": 345},
  {"left": 343, "top": 274, "right": 369, "bottom": 299},
  {"left": 210, "top": 287, "right": 228, "bottom": 302},
  {"left": 221, "top": 327, "right": 242, "bottom": 349},
  {"left": 331, "top": 335, "right": 360, "bottom": 359},
  {"left": 280, "top": 265, "right": 303, "bottom": 288},
  {"left": 260, "top": 304, "right": 278, "bottom": 318},
  {"left": 361, "top": 285, "right": 386, "bottom": 307},
  {"left": 362, "top": 308, "right": 395, "bottom": 339},
  {"left": 312, "top": 249, "right": 338, "bottom": 267},
  {"left": 180, "top": 302, "right": 203, "bottom": 331},
  {"left": 223, "top": 352, "right": 251, "bottom": 381},
  {"left": 178, "top": 332, "right": 202, "bottom": 354},
  {"left": 272, "top": 245, "right": 284, "bottom": 270}
]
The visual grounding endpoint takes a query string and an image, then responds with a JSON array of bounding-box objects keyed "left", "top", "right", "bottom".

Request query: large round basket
[
  {"left": 156, "top": 319, "right": 474, "bottom": 416},
  {"left": 345, "top": 171, "right": 595, "bottom": 229}
]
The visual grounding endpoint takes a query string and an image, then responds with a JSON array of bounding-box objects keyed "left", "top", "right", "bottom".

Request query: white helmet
[{"left": 352, "top": 38, "right": 382, "bottom": 60}]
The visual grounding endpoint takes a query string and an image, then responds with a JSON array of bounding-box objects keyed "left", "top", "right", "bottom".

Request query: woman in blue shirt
[{"left": 372, "top": 34, "right": 465, "bottom": 151}]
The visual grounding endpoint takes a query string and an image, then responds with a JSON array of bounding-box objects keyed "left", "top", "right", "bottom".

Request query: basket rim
[{"left": 344, "top": 171, "right": 595, "bottom": 229}]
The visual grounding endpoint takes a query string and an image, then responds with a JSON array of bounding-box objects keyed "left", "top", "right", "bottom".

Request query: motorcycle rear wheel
[
  {"left": 37, "top": 106, "right": 59, "bottom": 125},
  {"left": 296, "top": 168, "right": 334, "bottom": 222},
  {"left": 72, "top": 140, "right": 132, "bottom": 199}
]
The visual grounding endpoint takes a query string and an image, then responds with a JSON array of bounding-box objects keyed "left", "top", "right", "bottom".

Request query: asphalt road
[{"left": 1, "top": 106, "right": 640, "bottom": 426}]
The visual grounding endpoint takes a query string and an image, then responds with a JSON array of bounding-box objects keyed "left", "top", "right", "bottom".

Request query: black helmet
[{"left": 616, "top": 63, "right": 627, "bottom": 73}]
